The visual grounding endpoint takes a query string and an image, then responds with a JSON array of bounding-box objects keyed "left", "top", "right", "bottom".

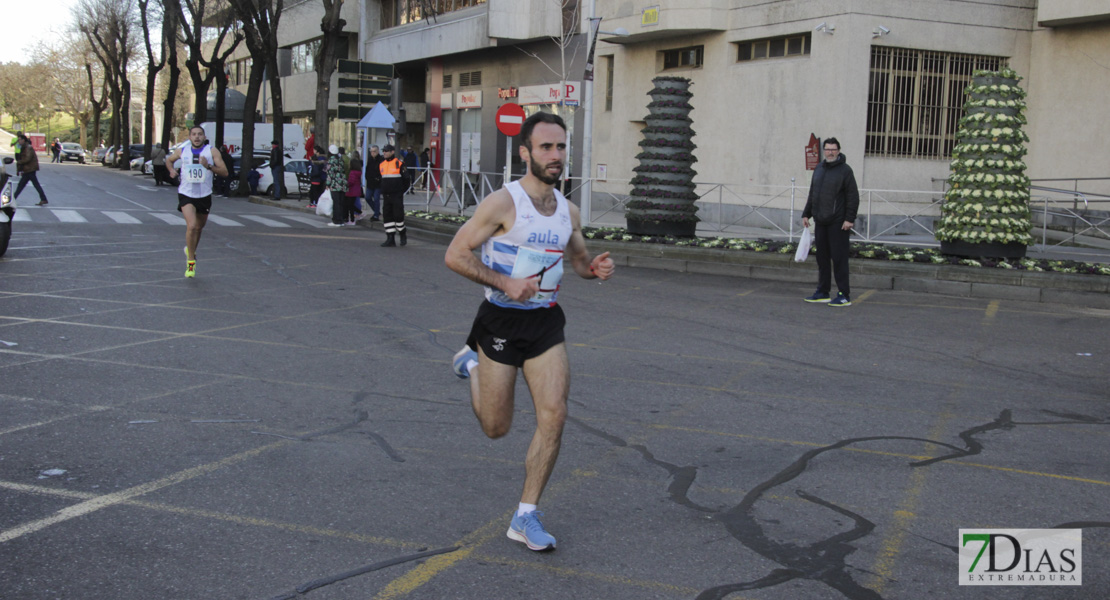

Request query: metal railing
[{"left": 408, "top": 169, "right": 1110, "bottom": 249}]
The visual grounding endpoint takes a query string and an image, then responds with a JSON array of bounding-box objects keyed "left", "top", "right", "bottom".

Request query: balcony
[
  {"left": 1038, "top": 0, "right": 1110, "bottom": 26},
  {"left": 595, "top": 0, "right": 728, "bottom": 45}
]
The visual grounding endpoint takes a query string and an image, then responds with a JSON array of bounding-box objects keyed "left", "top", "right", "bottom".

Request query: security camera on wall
[{"left": 815, "top": 22, "right": 835, "bottom": 34}]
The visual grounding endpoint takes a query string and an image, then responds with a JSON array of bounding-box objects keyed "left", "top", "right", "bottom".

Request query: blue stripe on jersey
[
  {"left": 491, "top": 262, "right": 512, "bottom": 275},
  {"left": 492, "top": 241, "right": 518, "bottom": 256}
]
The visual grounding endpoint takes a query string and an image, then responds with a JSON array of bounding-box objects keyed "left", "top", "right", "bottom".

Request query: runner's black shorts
[
  {"left": 178, "top": 194, "right": 213, "bottom": 215},
  {"left": 466, "top": 300, "right": 566, "bottom": 367}
]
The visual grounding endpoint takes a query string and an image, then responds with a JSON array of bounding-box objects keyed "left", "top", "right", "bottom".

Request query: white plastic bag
[
  {"left": 315, "top": 190, "right": 333, "bottom": 217},
  {"left": 794, "top": 227, "right": 812, "bottom": 262}
]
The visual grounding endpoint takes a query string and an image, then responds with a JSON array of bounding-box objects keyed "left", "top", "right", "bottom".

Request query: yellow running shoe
[{"left": 185, "top": 261, "right": 196, "bottom": 278}]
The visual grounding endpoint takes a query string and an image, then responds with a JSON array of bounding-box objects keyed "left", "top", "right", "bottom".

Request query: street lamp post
[{"left": 580, "top": 1, "right": 628, "bottom": 227}]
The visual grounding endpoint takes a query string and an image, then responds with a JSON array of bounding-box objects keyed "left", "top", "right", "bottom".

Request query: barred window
[
  {"left": 443, "top": 74, "right": 452, "bottom": 88},
  {"left": 866, "top": 47, "right": 1006, "bottom": 159}
]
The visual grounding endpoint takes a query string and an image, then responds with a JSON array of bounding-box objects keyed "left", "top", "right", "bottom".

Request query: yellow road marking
[
  {"left": 984, "top": 299, "right": 1000, "bottom": 320},
  {"left": 855, "top": 289, "right": 876, "bottom": 303},
  {"left": 867, "top": 414, "right": 953, "bottom": 592},
  {"left": 0, "top": 441, "right": 288, "bottom": 543}
]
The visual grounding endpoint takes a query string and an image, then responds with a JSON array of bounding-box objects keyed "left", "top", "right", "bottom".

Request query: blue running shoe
[
  {"left": 452, "top": 346, "right": 478, "bottom": 379},
  {"left": 804, "top": 291, "right": 831, "bottom": 303},
  {"left": 829, "top": 292, "right": 852, "bottom": 307},
  {"left": 507, "top": 511, "right": 556, "bottom": 551}
]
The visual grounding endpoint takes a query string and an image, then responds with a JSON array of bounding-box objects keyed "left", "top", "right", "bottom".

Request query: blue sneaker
[
  {"left": 452, "top": 346, "right": 478, "bottom": 379},
  {"left": 507, "top": 511, "right": 556, "bottom": 551},
  {"left": 829, "top": 293, "right": 852, "bottom": 307},
  {"left": 804, "top": 291, "right": 831, "bottom": 303}
]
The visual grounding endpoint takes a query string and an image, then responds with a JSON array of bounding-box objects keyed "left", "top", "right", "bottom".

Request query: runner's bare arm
[
  {"left": 165, "top": 149, "right": 182, "bottom": 179},
  {"left": 565, "top": 202, "right": 615, "bottom": 280},
  {"left": 445, "top": 189, "right": 539, "bottom": 302},
  {"left": 207, "top": 151, "right": 229, "bottom": 177}
]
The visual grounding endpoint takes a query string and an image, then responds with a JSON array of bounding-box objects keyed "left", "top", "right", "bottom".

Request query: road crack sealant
[{"left": 569, "top": 409, "right": 1110, "bottom": 599}]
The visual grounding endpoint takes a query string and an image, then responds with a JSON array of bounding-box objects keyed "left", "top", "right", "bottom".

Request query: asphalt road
[{"left": 1, "top": 160, "right": 1109, "bottom": 599}]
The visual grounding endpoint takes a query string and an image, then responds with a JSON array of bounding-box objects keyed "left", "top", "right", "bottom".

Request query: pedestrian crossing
[{"left": 11, "top": 208, "right": 331, "bottom": 228}]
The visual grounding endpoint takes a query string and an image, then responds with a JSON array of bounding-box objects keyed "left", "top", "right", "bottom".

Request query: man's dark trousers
[
  {"left": 14, "top": 172, "right": 48, "bottom": 203},
  {"left": 813, "top": 221, "right": 850, "bottom": 297},
  {"left": 271, "top": 167, "right": 283, "bottom": 200}
]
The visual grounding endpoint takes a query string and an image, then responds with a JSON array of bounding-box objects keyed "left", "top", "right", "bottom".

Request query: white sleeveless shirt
[
  {"left": 178, "top": 143, "right": 215, "bottom": 199},
  {"left": 482, "top": 181, "right": 574, "bottom": 310}
]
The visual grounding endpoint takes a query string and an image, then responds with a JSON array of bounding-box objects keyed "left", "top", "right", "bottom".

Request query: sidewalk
[{"left": 247, "top": 190, "right": 1110, "bottom": 308}]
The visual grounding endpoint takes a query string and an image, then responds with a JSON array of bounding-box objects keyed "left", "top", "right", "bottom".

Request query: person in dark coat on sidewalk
[
  {"left": 364, "top": 145, "right": 384, "bottom": 221},
  {"left": 14, "top": 134, "right": 49, "bottom": 206},
  {"left": 269, "top": 141, "right": 284, "bottom": 200},
  {"left": 801, "top": 137, "right": 859, "bottom": 307}
]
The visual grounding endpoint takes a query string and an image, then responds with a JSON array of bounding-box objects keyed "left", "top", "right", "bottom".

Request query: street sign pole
[{"left": 496, "top": 103, "right": 526, "bottom": 186}]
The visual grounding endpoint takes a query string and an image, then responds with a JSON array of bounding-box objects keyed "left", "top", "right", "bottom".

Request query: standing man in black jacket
[{"left": 801, "top": 137, "right": 859, "bottom": 307}]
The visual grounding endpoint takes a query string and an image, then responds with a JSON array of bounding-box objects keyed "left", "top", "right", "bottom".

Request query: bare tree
[
  {"left": 174, "top": 0, "right": 243, "bottom": 128},
  {"left": 516, "top": 0, "right": 582, "bottom": 89},
  {"left": 313, "top": 0, "right": 346, "bottom": 151},
  {"left": 0, "top": 63, "right": 53, "bottom": 133},
  {"left": 227, "top": 0, "right": 285, "bottom": 195},
  {"left": 77, "top": 0, "right": 139, "bottom": 167},
  {"left": 32, "top": 36, "right": 96, "bottom": 148},
  {"left": 138, "top": 0, "right": 168, "bottom": 160},
  {"left": 159, "top": 0, "right": 183, "bottom": 148}
]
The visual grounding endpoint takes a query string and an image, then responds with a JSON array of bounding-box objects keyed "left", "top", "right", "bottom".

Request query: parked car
[
  {"left": 60, "top": 142, "right": 88, "bottom": 164},
  {"left": 102, "top": 145, "right": 117, "bottom": 166},
  {"left": 93, "top": 146, "right": 109, "bottom": 163},
  {"left": 257, "top": 157, "right": 311, "bottom": 196}
]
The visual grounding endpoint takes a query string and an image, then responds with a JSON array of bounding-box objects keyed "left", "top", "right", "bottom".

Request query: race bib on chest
[
  {"left": 509, "top": 246, "right": 564, "bottom": 303},
  {"left": 183, "top": 164, "right": 206, "bottom": 183}
]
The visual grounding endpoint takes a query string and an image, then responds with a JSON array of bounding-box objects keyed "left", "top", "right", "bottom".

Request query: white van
[{"left": 199, "top": 122, "right": 306, "bottom": 158}]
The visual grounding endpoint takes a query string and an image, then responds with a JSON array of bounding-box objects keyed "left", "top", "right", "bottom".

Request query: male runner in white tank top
[
  {"left": 166, "top": 126, "right": 228, "bottom": 278},
  {"left": 445, "top": 112, "right": 615, "bottom": 551}
]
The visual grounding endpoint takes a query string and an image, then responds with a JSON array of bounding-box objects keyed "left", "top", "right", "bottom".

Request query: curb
[{"left": 246, "top": 196, "right": 1110, "bottom": 308}]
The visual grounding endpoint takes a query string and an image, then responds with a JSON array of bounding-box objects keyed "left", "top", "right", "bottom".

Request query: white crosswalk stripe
[
  {"left": 280, "top": 215, "right": 329, "bottom": 228},
  {"left": 239, "top": 215, "right": 290, "bottom": 228},
  {"left": 51, "top": 210, "right": 88, "bottom": 223},
  {"left": 206, "top": 215, "right": 244, "bottom": 226},
  {"left": 10, "top": 208, "right": 321, "bottom": 228},
  {"left": 150, "top": 212, "right": 187, "bottom": 225},
  {"left": 103, "top": 211, "right": 142, "bottom": 224}
]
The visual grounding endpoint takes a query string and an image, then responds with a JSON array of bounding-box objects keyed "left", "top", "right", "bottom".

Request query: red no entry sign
[{"left": 496, "top": 103, "right": 526, "bottom": 136}]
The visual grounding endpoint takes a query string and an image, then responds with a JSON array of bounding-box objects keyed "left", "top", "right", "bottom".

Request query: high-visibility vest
[{"left": 380, "top": 158, "right": 403, "bottom": 178}]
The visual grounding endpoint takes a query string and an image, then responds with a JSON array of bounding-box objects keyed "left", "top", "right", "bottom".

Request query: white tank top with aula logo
[
  {"left": 482, "top": 181, "right": 574, "bottom": 310},
  {"left": 178, "top": 143, "right": 215, "bottom": 199}
]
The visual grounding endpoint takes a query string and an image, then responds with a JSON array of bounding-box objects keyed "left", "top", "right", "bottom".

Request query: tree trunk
[
  {"left": 214, "top": 60, "right": 227, "bottom": 149},
  {"left": 161, "top": 50, "right": 180, "bottom": 147},
  {"left": 237, "top": 60, "right": 267, "bottom": 195}
]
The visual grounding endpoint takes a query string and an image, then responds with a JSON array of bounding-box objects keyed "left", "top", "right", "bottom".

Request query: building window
[
  {"left": 604, "top": 56, "right": 614, "bottom": 112},
  {"left": 737, "top": 34, "right": 810, "bottom": 62},
  {"left": 661, "top": 46, "right": 703, "bottom": 70},
  {"left": 458, "top": 70, "right": 481, "bottom": 87},
  {"left": 289, "top": 40, "right": 322, "bottom": 75},
  {"left": 443, "top": 74, "right": 452, "bottom": 88},
  {"left": 866, "top": 46, "right": 1006, "bottom": 159},
  {"left": 381, "top": 0, "right": 487, "bottom": 29}
]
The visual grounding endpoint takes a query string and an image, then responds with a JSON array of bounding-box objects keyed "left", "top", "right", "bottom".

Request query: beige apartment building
[
  {"left": 214, "top": 1, "right": 1107, "bottom": 228},
  {"left": 365, "top": 0, "right": 1107, "bottom": 229}
]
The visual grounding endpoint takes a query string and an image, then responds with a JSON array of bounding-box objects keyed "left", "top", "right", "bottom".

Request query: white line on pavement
[
  {"left": 280, "top": 215, "right": 329, "bottom": 228},
  {"left": 50, "top": 210, "right": 88, "bottom": 223},
  {"left": 239, "top": 215, "right": 291, "bottom": 228},
  {"left": 150, "top": 212, "right": 187, "bottom": 225},
  {"left": 107, "top": 191, "right": 153, "bottom": 211},
  {"left": 206, "top": 215, "right": 244, "bottom": 226},
  {"left": 103, "top": 211, "right": 143, "bottom": 224}
]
